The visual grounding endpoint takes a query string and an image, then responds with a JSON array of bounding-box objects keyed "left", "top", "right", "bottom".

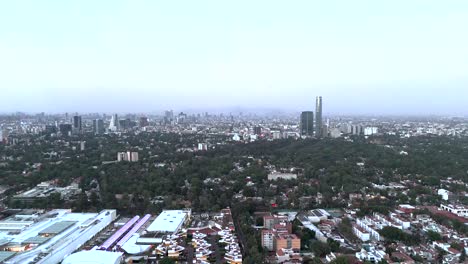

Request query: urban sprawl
[{"left": 0, "top": 97, "right": 468, "bottom": 264}]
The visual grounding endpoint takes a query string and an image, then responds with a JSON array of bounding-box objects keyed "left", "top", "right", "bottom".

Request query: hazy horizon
[{"left": 1, "top": 1, "right": 468, "bottom": 115}]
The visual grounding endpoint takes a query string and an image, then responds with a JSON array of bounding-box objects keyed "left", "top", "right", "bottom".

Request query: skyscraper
[
  {"left": 300, "top": 111, "right": 314, "bottom": 136},
  {"left": 139, "top": 117, "right": 149, "bottom": 128},
  {"left": 93, "top": 119, "right": 105, "bottom": 134},
  {"left": 59, "top": 124, "right": 72, "bottom": 135},
  {"left": 109, "top": 114, "right": 119, "bottom": 132},
  {"left": 315, "top": 96, "right": 323, "bottom": 137},
  {"left": 254, "top": 126, "right": 262, "bottom": 135},
  {"left": 72, "top": 115, "right": 82, "bottom": 134}
]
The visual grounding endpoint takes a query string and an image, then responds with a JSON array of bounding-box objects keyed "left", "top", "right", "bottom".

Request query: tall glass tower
[
  {"left": 300, "top": 111, "right": 314, "bottom": 136},
  {"left": 315, "top": 96, "right": 322, "bottom": 137}
]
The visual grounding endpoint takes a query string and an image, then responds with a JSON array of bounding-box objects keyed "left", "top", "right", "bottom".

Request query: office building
[
  {"left": 72, "top": 115, "right": 82, "bottom": 134},
  {"left": 177, "top": 112, "right": 187, "bottom": 124},
  {"left": 44, "top": 125, "right": 57, "bottom": 134},
  {"left": 315, "top": 96, "right": 323, "bottom": 137},
  {"left": 300, "top": 111, "right": 314, "bottom": 136},
  {"left": 59, "top": 124, "right": 72, "bottom": 136},
  {"left": 165, "top": 110, "right": 174, "bottom": 119},
  {"left": 139, "top": 117, "right": 149, "bottom": 127},
  {"left": 119, "top": 119, "right": 128, "bottom": 130},
  {"left": 109, "top": 114, "right": 119, "bottom": 132},
  {"left": 93, "top": 119, "right": 105, "bottom": 134},
  {"left": 254, "top": 126, "right": 262, "bottom": 135},
  {"left": 322, "top": 124, "right": 329, "bottom": 137}
]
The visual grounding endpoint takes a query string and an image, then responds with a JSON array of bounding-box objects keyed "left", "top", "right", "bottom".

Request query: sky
[{"left": 1, "top": 0, "right": 468, "bottom": 115}]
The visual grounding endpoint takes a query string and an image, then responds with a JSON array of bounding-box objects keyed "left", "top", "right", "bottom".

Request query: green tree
[
  {"left": 460, "top": 249, "right": 466, "bottom": 263},
  {"left": 327, "top": 238, "right": 340, "bottom": 252},
  {"left": 310, "top": 240, "right": 331, "bottom": 257},
  {"left": 426, "top": 230, "right": 442, "bottom": 242},
  {"left": 330, "top": 256, "right": 349, "bottom": 264},
  {"left": 159, "top": 257, "right": 175, "bottom": 264}
]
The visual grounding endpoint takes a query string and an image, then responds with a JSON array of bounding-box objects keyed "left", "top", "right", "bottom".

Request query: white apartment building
[
  {"left": 440, "top": 204, "right": 468, "bottom": 218},
  {"left": 353, "top": 224, "right": 370, "bottom": 242}
]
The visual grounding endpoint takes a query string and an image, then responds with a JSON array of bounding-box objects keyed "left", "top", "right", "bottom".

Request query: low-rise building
[
  {"left": 355, "top": 245, "right": 386, "bottom": 263},
  {"left": 275, "top": 234, "right": 300, "bottom": 250},
  {"left": 146, "top": 209, "right": 191, "bottom": 234},
  {"left": 440, "top": 204, "right": 468, "bottom": 218},
  {"left": 0, "top": 209, "right": 116, "bottom": 264},
  {"left": 353, "top": 224, "right": 370, "bottom": 242},
  {"left": 267, "top": 172, "right": 297, "bottom": 181}
]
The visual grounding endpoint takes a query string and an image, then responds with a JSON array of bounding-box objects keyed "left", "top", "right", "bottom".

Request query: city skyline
[
  {"left": 2, "top": 2, "right": 468, "bottom": 263},
  {"left": 2, "top": 1, "right": 468, "bottom": 115}
]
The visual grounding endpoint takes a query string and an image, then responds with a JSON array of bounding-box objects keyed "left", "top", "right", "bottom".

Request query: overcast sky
[{"left": 1, "top": 1, "right": 468, "bottom": 115}]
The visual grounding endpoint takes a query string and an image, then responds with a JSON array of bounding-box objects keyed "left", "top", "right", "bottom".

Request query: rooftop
[
  {"left": 62, "top": 250, "right": 123, "bottom": 264},
  {"left": 0, "top": 209, "right": 116, "bottom": 264},
  {"left": 146, "top": 210, "right": 189, "bottom": 233}
]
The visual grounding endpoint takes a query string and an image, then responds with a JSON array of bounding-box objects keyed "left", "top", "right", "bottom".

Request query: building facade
[
  {"left": 72, "top": 115, "right": 82, "bottom": 134},
  {"left": 93, "top": 119, "right": 105, "bottom": 134},
  {"left": 315, "top": 96, "right": 323, "bottom": 137},
  {"left": 300, "top": 111, "right": 314, "bottom": 136}
]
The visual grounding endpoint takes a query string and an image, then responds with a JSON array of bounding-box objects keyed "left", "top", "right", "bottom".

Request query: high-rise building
[
  {"left": 59, "top": 124, "right": 72, "bottom": 136},
  {"left": 197, "top": 143, "right": 208, "bottom": 151},
  {"left": 0, "top": 129, "right": 9, "bottom": 143},
  {"left": 139, "top": 117, "right": 149, "bottom": 127},
  {"left": 93, "top": 119, "right": 105, "bottom": 134},
  {"left": 117, "top": 151, "right": 139, "bottom": 162},
  {"left": 315, "top": 96, "right": 323, "bottom": 137},
  {"left": 72, "top": 115, "right": 82, "bottom": 134},
  {"left": 300, "top": 111, "right": 314, "bottom": 136},
  {"left": 109, "top": 114, "right": 119, "bottom": 132},
  {"left": 364, "top": 127, "right": 379, "bottom": 136},
  {"left": 177, "top": 112, "right": 187, "bottom": 124},
  {"left": 351, "top": 125, "right": 363, "bottom": 135},
  {"left": 45, "top": 125, "right": 57, "bottom": 134},
  {"left": 254, "top": 126, "right": 262, "bottom": 135},
  {"left": 165, "top": 110, "right": 174, "bottom": 119},
  {"left": 119, "top": 119, "right": 131, "bottom": 130},
  {"left": 129, "top": 151, "right": 139, "bottom": 162}
]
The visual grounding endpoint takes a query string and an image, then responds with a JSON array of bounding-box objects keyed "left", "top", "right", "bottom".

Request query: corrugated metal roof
[
  {"left": 0, "top": 238, "right": 11, "bottom": 247},
  {"left": 23, "top": 236, "right": 50, "bottom": 245},
  {"left": 0, "top": 251, "right": 16, "bottom": 262},
  {"left": 39, "top": 221, "right": 76, "bottom": 235}
]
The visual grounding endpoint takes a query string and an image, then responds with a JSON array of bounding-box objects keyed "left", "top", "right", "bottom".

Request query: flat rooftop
[
  {"left": 0, "top": 251, "right": 16, "bottom": 262},
  {"left": 39, "top": 220, "right": 76, "bottom": 235},
  {"left": 0, "top": 209, "right": 116, "bottom": 264},
  {"left": 146, "top": 210, "right": 188, "bottom": 233}
]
